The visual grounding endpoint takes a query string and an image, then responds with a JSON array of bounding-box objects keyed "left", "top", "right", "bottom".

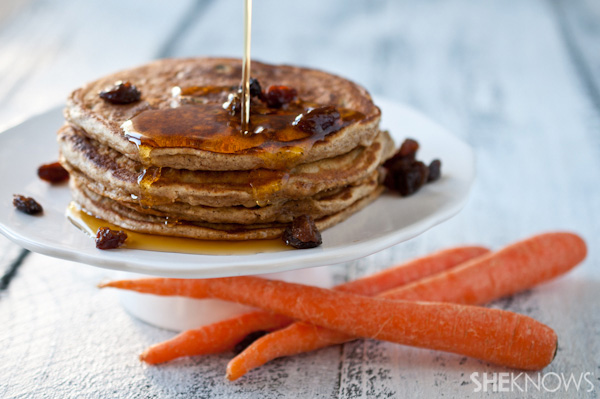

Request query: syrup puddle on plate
[{"left": 66, "top": 202, "right": 291, "bottom": 255}]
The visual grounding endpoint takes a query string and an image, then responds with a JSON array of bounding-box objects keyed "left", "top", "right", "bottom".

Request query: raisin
[
  {"left": 383, "top": 155, "right": 411, "bottom": 172},
  {"left": 37, "top": 162, "right": 69, "bottom": 183},
  {"left": 249, "top": 78, "right": 262, "bottom": 98},
  {"left": 383, "top": 139, "right": 419, "bottom": 168},
  {"left": 382, "top": 170, "right": 396, "bottom": 192},
  {"left": 383, "top": 160, "right": 429, "bottom": 196},
  {"left": 233, "top": 331, "right": 269, "bottom": 354},
  {"left": 428, "top": 159, "right": 442, "bottom": 182},
  {"left": 95, "top": 227, "right": 127, "bottom": 250},
  {"left": 99, "top": 81, "right": 141, "bottom": 104},
  {"left": 397, "top": 161, "right": 429, "bottom": 196},
  {"left": 13, "top": 195, "right": 43, "bottom": 215},
  {"left": 263, "top": 85, "right": 297, "bottom": 108},
  {"left": 293, "top": 106, "right": 341, "bottom": 135},
  {"left": 398, "top": 138, "right": 419, "bottom": 158},
  {"left": 282, "top": 215, "right": 322, "bottom": 249},
  {"left": 382, "top": 138, "right": 440, "bottom": 196}
]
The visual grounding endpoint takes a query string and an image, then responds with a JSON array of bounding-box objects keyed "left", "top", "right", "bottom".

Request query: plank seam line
[
  {"left": 155, "top": 0, "right": 216, "bottom": 59},
  {"left": 0, "top": 249, "right": 29, "bottom": 291},
  {"left": 549, "top": 0, "right": 600, "bottom": 114},
  {"left": 333, "top": 343, "right": 344, "bottom": 398}
]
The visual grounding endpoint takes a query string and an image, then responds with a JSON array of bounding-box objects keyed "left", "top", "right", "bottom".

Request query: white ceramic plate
[{"left": 0, "top": 98, "right": 474, "bottom": 278}]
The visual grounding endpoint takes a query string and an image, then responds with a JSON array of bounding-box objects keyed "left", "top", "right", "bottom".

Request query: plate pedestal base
[{"left": 117, "top": 266, "right": 334, "bottom": 332}]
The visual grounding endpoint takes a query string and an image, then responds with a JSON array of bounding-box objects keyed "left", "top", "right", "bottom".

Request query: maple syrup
[
  {"left": 121, "top": 93, "right": 365, "bottom": 205},
  {"left": 241, "top": 0, "right": 252, "bottom": 132},
  {"left": 136, "top": 166, "right": 162, "bottom": 207},
  {"left": 122, "top": 99, "right": 365, "bottom": 168},
  {"left": 67, "top": 202, "right": 290, "bottom": 255}
]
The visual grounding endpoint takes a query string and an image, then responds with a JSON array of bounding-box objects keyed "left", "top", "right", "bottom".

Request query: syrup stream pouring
[{"left": 241, "top": 0, "right": 252, "bottom": 134}]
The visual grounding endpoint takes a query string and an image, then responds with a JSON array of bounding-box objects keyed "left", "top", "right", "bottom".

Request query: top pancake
[{"left": 65, "top": 58, "right": 381, "bottom": 171}]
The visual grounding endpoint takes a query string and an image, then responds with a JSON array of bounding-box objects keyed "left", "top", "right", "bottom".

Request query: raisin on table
[
  {"left": 95, "top": 227, "right": 128, "bottom": 250},
  {"left": 13, "top": 195, "right": 43, "bottom": 215}
]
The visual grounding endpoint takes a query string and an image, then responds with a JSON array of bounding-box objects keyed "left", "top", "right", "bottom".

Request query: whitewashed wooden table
[{"left": 1, "top": 0, "right": 599, "bottom": 397}]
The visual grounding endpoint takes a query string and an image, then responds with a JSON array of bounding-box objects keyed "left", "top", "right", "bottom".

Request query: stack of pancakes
[{"left": 58, "top": 58, "right": 394, "bottom": 240}]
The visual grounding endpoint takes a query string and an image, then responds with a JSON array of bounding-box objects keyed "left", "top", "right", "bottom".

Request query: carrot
[
  {"left": 100, "top": 276, "right": 558, "bottom": 372},
  {"left": 384, "top": 232, "right": 587, "bottom": 305},
  {"left": 140, "top": 311, "right": 291, "bottom": 364},
  {"left": 139, "top": 246, "right": 489, "bottom": 364},
  {"left": 227, "top": 322, "right": 337, "bottom": 380},
  {"left": 335, "top": 246, "right": 490, "bottom": 296},
  {"left": 227, "top": 232, "right": 586, "bottom": 380}
]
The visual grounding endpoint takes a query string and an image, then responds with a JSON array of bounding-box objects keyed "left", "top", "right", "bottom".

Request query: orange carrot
[
  {"left": 384, "top": 232, "right": 586, "bottom": 305},
  {"left": 140, "top": 311, "right": 290, "bottom": 364},
  {"left": 227, "top": 232, "right": 585, "bottom": 380},
  {"left": 227, "top": 322, "right": 337, "bottom": 380},
  {"left": 100, "top": 275, "right": 558, "bottom": 372},
  {"left": 335, "top": 246, "right": 490, "bottom": 296},
  {"left": 140, "top": 246, "right": 488, "bottom": 364}
]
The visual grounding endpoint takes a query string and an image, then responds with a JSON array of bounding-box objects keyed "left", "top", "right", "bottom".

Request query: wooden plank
[
  {"left": 0, "top": 0, "right": 196, "bottom": 130},
  {"left": 551, "top": 0, "right": 600, "bottom": 111},
  {"left": 0, "top": 236, "right": 27, "bottom": 291}
]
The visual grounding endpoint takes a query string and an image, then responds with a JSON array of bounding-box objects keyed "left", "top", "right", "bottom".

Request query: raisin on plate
[
  {"left": 38, "top": 162, "right": 69, "bottom": 183},
  {"left": 428, "top": 159, "right": 442, "bottom": 182},
  {"left": 383, "top": 139, "right": 442, "bottom": 196},
  {"left": 13, "top": 195, "right": 43, "bottom": 215},
  {"left": 384, "top": 160, "right": 429, "bottom": 196},
  {"left": 282, "top": 215, "right": 322, "bottom": 249},
  {"left": 398, "top": 138, "right": 419, "bottom": 158},
  {"left": 95, "top": 227, "right": 128, "bottom": 250}
]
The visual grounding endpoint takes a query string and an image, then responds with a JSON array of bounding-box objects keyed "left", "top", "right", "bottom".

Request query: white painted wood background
[{"left": 1, "top": 0, "right": 599, "bottom": 397}]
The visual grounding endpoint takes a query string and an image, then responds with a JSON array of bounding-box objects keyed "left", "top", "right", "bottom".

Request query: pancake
[
  {"left": 58, "top": 124, "right": 394, "bottom": 208},
  {"left": 59, "top": 57, "right": 396, "bottom": 243},
  {"left": 69, "top": 169, "right": 381, "bottom": 225},
  {"left": 64, "top": 58, "right": 381, "bottom": 171},
  {"left": 72, "top": 178, "right": 384, "bottom": 240}
]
